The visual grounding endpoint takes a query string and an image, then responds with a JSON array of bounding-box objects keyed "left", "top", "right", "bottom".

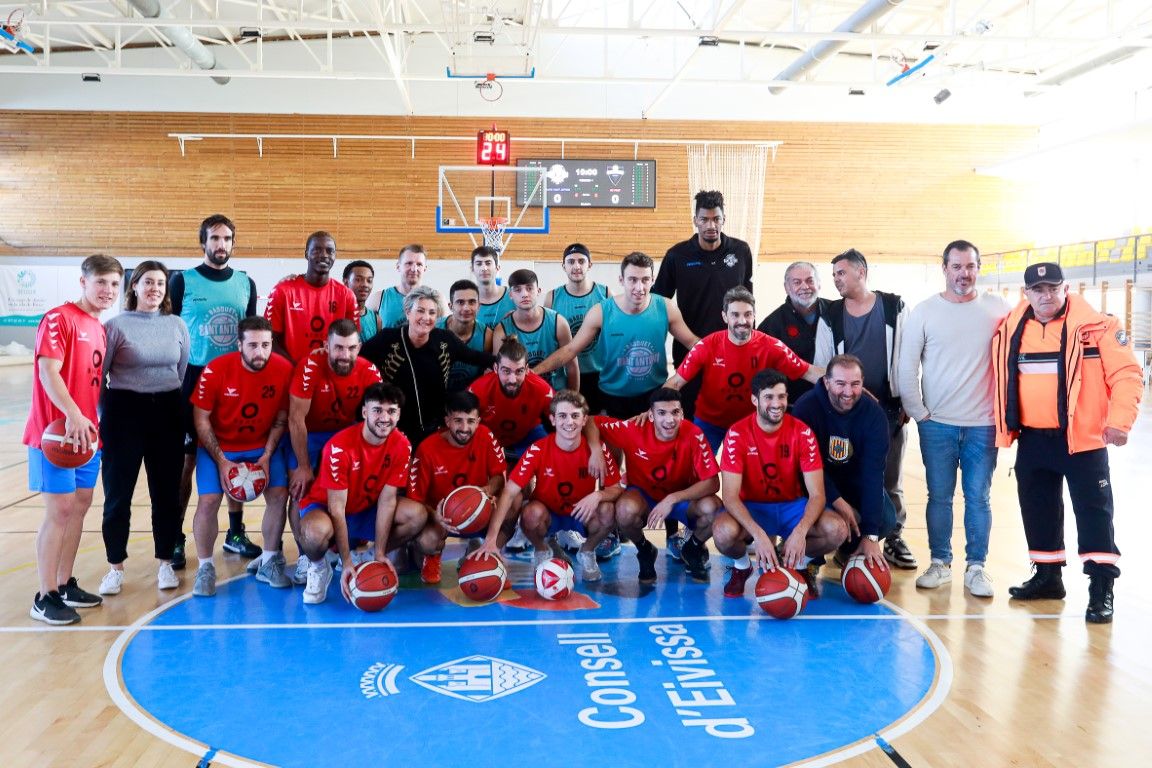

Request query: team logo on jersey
[
  {"left": 435, "top": 464, "right": 448, "bottom": 475},
  {"left": 713, "top": 358, "right": 725, "bottom": 367},
  {"left": 225, "top": 387, "right": 239, "bottom": 397},
  {"left": 77, "top": 331, "right": 91, "bottom": 343},
  {"left": 352, "top": 460, "right": 362, "bottom": 471},
  {"left": 621, "top": 340, "right": 659, "bottom": 379},
  {"left": 204, "top": 308, "right": 240, "bottom": 347},
  {"left": 828, "top": 436, "right": 852, "bottom": 463},
  {"left": 723, "top": 254, "right": 738, "bottom": 268},
  {"left": 635, "top": 449, "right": 649, "bottom": 460},
  {"left": 290, "top": 301, "right": 305, "bottom": 312}
]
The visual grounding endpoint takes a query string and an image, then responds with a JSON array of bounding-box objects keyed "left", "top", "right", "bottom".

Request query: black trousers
[
  {"left": 1014, "top": 428, "right": 1120, "bottom": 578},
  {"left": 101, "top": 388, "right": 185, "bottom": 563}
]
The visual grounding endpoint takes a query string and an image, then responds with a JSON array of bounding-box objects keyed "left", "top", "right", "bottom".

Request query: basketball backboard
[{"left": 436, "top": 165, "right": 550, "bottom": 256}]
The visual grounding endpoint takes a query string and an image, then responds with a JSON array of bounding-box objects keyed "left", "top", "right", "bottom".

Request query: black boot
[
  {"left": 1085, "top": 575, "right": 1115, "bottom": 624},
  {"left": 1008, "top": 563, "right": 1066, "bottom": 600}
]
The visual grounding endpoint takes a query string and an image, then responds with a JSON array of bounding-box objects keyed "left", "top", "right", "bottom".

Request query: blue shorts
[
  {"left": 28, "top": 447, "right": 102, "bottom": 494},
  {"left": 625, "top": 486, "right": 695, "bottom": 527},
  {"left": 693, "top": 418, "right": 728, "bottom": 455},
  {"left": 283, "top": 431, "right": 336, "bottom": 471},
  {"left": 546, "top": 514, "right": 587, "bottom": 537},
  {"left": 740, "top": 498, "right": 808, "bottom": 539},
  {"left": 196, "top": 447, "right": 288, "bottom": 496},
  {"left": 505, "top": 424, "right": 547, "bottom": 467},
  {"left": 301, "top": 503, "right": 377, "bottom": 542}
]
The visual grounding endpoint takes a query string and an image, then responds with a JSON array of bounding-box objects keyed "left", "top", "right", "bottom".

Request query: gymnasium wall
[{"left": 0, "top": 112, "right": 1036, "bottom": 263}]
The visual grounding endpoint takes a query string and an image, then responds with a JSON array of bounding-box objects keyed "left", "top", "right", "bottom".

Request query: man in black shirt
[{"left": 758, "top": 261, "right": 830, "bottom": 406}]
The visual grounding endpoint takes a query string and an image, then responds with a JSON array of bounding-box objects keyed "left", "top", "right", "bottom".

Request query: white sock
[
  {"left": 198, "top": 557, "right": 213, "bottom": 567},
  {"left": 733, "top": 554, "right": 751, "bottom": 569},
  {"left": 260, "top": 550, "right": 277, "bottom": 565}
]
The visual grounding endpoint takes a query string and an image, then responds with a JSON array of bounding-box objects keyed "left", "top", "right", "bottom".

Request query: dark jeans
[{"left": 101, "top": 388, "right": 185, "bottom": 562}]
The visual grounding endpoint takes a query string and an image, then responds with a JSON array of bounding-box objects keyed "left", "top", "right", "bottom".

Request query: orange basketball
[
  {"left": 754, "top": 568, "right": 810, "bottom": 619},
  {"left": 41, "top": 418, "right": 97, "bottom": 469},
  {"left": 350, "top": 560, "right": 399, "bottom": 612},
  {"left": 457, "top": 553, "right": 507, "bottom": 602},
  {"left": 440, "top": 485, "right": 492, "bottom": 536},
  {"left": 841, "top": 555, "right": 891, "bottom": 604}
]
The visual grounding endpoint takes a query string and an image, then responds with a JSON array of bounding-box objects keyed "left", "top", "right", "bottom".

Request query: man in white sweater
[{"left": 897, "top": 240, "right": 1009, "bottom": 597}]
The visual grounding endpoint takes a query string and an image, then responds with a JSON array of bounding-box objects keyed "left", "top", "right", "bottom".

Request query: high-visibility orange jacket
[{"left": 992, "top": 294, "right": 1143, "bottom": 453}]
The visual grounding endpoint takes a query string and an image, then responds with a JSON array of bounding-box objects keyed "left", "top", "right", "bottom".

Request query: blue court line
[
  {"left": 875, "top": 735, "right": 914, "bottom": 767},
  {"left": 196, "top": 747, "right": 218, "bottom": 768}
]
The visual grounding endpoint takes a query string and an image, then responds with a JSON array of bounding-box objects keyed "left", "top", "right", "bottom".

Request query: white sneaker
[
  {"left": 350, "top": 548, "right": 373, "bottom": 567},
  {"left": 964, "top": 564, "right": 994, "bottom": 598},
  {"left": 915, "top": 561, "right": 952, "bottom": 589},
  {"left": 555, "top": 529, "right": 586, "bottom": 553},
  {"left": 505, "top": 526, "right": 531, "bottom": 554},
  {"left": 99, "top": 569, "right": 124, "bottom": 596},
  {"left": 157, "top": 563, "right": 179, "bottom": 590},
  {"left": 292, "top": 555, "right": 309, "bottom": 586},
  {"left": 303, "top": 559, "right": 334, "bottom": 605},
  {"left": 531, "top": 546, "right": 555, "bottom": 571},
  {"left": 576, "top": 551, "right": 601, "bottom": 582}
]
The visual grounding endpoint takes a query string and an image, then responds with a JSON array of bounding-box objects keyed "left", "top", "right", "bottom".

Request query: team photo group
[{"left": 24, "top": 189, "right": 1142, "bottom": 628}]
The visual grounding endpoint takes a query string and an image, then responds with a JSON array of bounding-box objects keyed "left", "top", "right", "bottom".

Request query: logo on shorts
[
  {"left": 828, "top": 436, "right": 852, "bottom": 463},
  {"left": 360, "top": 656, "right": 546, "bottom": 703}
]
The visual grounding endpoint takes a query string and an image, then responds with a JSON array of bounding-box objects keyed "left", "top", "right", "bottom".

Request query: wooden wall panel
[{"left": 0, "top": 112, "right": 1035, "bottom": 264}]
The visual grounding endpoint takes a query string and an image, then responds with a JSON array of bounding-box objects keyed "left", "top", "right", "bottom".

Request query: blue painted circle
[{"left": 116, "top": 554, "right": 944, "bottom": 767}]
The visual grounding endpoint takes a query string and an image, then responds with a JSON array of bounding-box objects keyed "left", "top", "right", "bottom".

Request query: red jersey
[
  {"left": 264, "top": 276, "right": 358, "bottom": 363},
  {"left": 468, "top": 370, "right": 554, "bottom": 447},
  {"left": 595, "top": 416, "right": 718, "bottom": 501},
  {"left": 289, "top": 349, "right": 382, "bottom": 433},
  {"left": 24, "top": 303, "right": 107, "bottom": 449},
  {"left": 678, "top": 330, "right": 810, "bottom": 427},
  {"left": 511, "top": 435, "right": 620, "bottom": 517},
  {"left": 719, "top": 413, "right": 822, "bottom": 503},
  {"left": 408, "top": 425, "right": 507, "bottom": 505},
  {"left": 302, "top": 423, "right": 411, "bottom": 513},
  {"left": 190, "top": 351, "right": 293, "bottom": 452}
]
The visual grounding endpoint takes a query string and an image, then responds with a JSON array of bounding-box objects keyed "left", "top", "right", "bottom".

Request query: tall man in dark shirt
[
  {"left": 758, "top": 261, "right": 830, "bottom": 406},
  {"left": 654, "top": 189, "right": 754, "bottom": 420}
]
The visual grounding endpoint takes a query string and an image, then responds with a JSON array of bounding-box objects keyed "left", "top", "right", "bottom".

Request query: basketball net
[{"left": 480, "top": 216, "right": 508, "bottom": 254}]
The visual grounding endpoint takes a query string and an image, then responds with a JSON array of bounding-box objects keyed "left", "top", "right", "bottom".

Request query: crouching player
[
  {"left": 296, "top": 383, "right": 430, "bottom": 604},
  {"left": 472, "top": 390, "right": 621, "bottom": 582},
  {"left": 408, "top": 391, "right": 507, "bottom": 583},
  {"left": 714, "top": 369, "right": 847, "bottom": 598},
  {"left": 593, "top": 388, "right": 721, "bottom": 584}
]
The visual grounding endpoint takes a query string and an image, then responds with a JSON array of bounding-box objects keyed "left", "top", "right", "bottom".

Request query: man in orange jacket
[{"left": 992, "top": 263, "right": 1142, "bottom": 623}]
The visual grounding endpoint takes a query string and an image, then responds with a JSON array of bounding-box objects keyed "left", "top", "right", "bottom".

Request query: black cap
[
  {"left": 1024, "top": 262, "right": 1063, "bottom": 289},
  {"left": 563, "top": 242, "right": 590, "bottom": 258}
]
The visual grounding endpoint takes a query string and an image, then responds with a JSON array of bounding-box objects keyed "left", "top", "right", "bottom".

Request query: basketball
[
  {"left": 40, "top": 418, "right": 97, "bottom": 469},
  {"left": 841, "top": 555, "right": 892, "bottom": 604},
  {"left": 534, "top": 557, "right": 574, "bottom": 601},
  {"left": 440, "top": 485, "right": 493, "bottom": 536},
  {"left": 754, "top": 568, "right": 810, "bottom": 619},
  {"left": 350, "top": 560, "right": 399, "bottom": 612},
  {"left": 457, "top": 553, "right": 507, "bottom": 602},
  {"left": 225, "top": 461, "right": 268, "bottom": 502}
]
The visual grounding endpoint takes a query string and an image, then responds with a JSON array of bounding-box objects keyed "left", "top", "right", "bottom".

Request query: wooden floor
[{"left": 1, "top": 361, "right": 1150, "bottom": 767}]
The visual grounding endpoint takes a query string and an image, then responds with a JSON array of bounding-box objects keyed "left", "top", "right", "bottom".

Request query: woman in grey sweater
[{"left": 98, "top": 261, "right": 190, "bottom": 595}]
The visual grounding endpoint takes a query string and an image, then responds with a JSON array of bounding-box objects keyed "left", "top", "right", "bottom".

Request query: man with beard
[
  {"left": 468, "top": 336, "right": 554, "bottom": 467},
  {"left": 714, "top": 369, "right": 845, "bottom": 598},
  {"left": 759, "top": 262, "right": 830, "bottom": 405},
  {"left": 342, "top": 260, "right": 379, "bottom": 341},
  {"left": 438, "top": 279, "right": 493, "bottom": 393},
  {"left": 264, "top": 231, "right": 358, "bottom": 364},
  {"left": 408, "top": 391, "right": 507, "bottom": 583},
  {"left": 283, "top": 319, "right": 383, "bottom": 585},
  {"left": 297, "top": 383, "right": 428, "bottom": 605},
  {"left": 189, "top": 317, "right": 293, "bottom": 597},
  {"left": 367, "top": 244, "right": 428, "bottom": 328},
  {"left": 544, "top": 243, "right": 612, "bottom": 415},
  {"left": 170, "top": 215, "right": 260, "bottom": 568}
]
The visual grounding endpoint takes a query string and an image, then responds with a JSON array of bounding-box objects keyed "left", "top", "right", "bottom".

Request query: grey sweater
[{"left": 103, "top": 311, "right": 191, "bottom": 393}]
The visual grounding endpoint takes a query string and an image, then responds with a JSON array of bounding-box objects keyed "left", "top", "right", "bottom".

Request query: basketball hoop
[
  {"left": 4, "top": 8, "right": 24, "bottom": 36},
  {"left": 475, "top": 73, "right": 504, "bottom": 102},
  {"left": 480, "top": 216, "right": 508, "bottom": 253}
]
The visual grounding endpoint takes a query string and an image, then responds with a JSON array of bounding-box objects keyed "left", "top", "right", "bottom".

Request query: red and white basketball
[
  {"left": 41, "top": 418, "right": 97, "bottom": 469},
  {"left": 350, "top": 560, "right": 399, "bottom": 612},
  {"left": 440, "top": 485, "right": 493, "bottom": 536},
  {"left": 457, "top": 553, "right": 507, "bottom": 602},
  {"left": 534, "top": 557, "right": 574, "bottom": 601},
  {"left": 225, "top": 462, "right": 268, "bottom": 502},
  {"left": 754, "top": 568, "right": 810, "bottom": 619},
  {"left": 841, "top": 554, "right": 891, "bottom": 604}
]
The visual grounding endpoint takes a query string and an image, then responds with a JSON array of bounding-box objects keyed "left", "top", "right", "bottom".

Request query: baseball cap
[{"left": 1024, "top": 262, "right": 1064, "bottom": 289}]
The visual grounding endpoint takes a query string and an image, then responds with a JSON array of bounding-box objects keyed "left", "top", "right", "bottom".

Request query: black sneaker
[
  {"left": 636, "top": 539, "right": 658, "bottom": 585},
  {"left": 171, "top": 540, "right": 186, "bottom": 571},
  {"left": 883, "top": 535, "right": 918, "bottom": 570},
  {"left": 59, "top": 577, "right": 102, "bottom": 608},
  {"left": 680, "top": 536, "right": 710, "bottom": 583},
  {"left": 30, "top": 591, "right": 80, "bottom": 625},
  {"left": 223, "top": 529, "right": 262, "bottom": 558}
]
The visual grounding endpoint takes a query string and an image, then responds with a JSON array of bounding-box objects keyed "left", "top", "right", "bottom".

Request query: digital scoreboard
[
  {"left": 476, "top": 129, "right": 511, "bottom": 165},
  {"left": 516, "top": 159, "right": 656, "bottom": 208}
]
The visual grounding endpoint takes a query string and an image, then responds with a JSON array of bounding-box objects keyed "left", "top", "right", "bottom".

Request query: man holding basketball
[
  {"left": 714, "top": 368, "right": 845, "bottom": 598},
  {"left": 297, "top": 383, "right": 430, "bottom": 605},
  {"left": 189, "top": 317, "right": 293, "bottom": 597},
  {"left": 26, "top": 254, "right": 123, "bottom": 624},
  {"left": 408, "top": 391, "right": 507, "bottom": 583},
  {"left": 473, "top": 390, "right": 622, "bottom": 582}
]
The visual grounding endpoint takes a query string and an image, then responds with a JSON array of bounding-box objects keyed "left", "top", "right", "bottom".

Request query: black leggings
[{"left": 100, "top": 388, "right": 185, "bottom": 563}]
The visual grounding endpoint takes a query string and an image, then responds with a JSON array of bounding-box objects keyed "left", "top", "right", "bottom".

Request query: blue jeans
[{"left": 917, "top": 420, "right": 997, "bottom": 565}]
